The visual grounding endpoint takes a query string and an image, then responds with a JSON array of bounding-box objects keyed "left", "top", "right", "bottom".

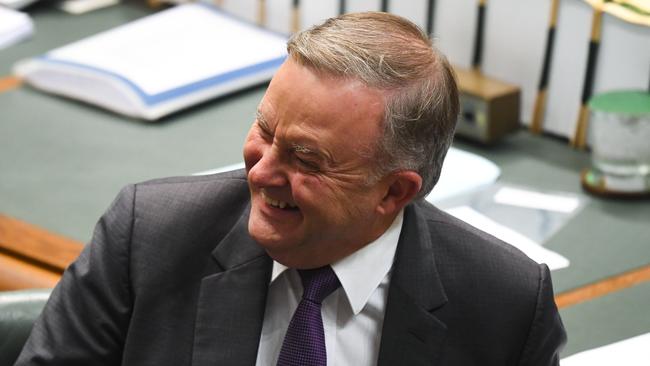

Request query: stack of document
[
  {"left": 14, "top": 3, "right": 288, "bottom": 120},
  {"left": 0, "top": 7, "right": 33, "bottom": 50}
]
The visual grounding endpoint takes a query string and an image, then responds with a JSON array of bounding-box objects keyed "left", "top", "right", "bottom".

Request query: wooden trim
[
  {"left": 454, "top": 66, "right": 519, "bottom": 100},
  {"left": 530, "top": 89, "right": 547, "bottom": 134},
  {"left": 555, "top": 265, "right": 650, "bottom": 309},
  {"left": 0, "top": 253, "right": 60, "bottom": 290},
  {"left": 257, "top": 0, "right": 266, "bottom": 26},
  {"left": 291, "top": 6, "right": 300, "bottom": 33},
  {"left": 590, "top": 7, "right": 603, "bottom": 41},
  {"left": 0, "top": 214, "right": 83, "bottom": 273},
  {"left": 0, "top": 76, "right": 22, "bottom": 93},
  {"left": 571, "top": 104, "right": 590, "bottom": 148},
  {"left": 549, "top": 0, "right": 560, "bottom": 27}
]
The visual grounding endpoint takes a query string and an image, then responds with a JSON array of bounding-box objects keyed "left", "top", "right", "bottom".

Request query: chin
[
  {"left": 249, "top": 217, "right": 293, "bottom": 250},
  {"left": 249, "top": 200, "right": 303, "bottom": 245}
]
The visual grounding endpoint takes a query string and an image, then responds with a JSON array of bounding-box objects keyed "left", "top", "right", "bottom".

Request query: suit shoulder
[
  {"left": 131, "top": 169, "right": 249, "bottom": 204},
  {"left": 413, "top": 200, "right": 542, "bottom": 296},
  {"left": 136, "top": 168, "right": 248, "bottom": 188},
  {"left": 410, "top": 201, "right": 564, "bottom": 364},
  {"left": 416, "top": 200, "right": 538, "bottom": 269},
  {"left": 117, "top": 169, "right": 250, "bottom": 234},
  {"left": 118, "top": 169, "right": 251, "bottom": 287}
]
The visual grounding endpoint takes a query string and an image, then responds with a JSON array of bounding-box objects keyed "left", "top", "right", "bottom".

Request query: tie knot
[{"left": 298, "top": 266, "right": 341, "bottom": 304}]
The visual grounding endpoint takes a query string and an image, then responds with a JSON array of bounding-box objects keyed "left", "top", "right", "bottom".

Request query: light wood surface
[
  {"left": 0, "top": 253, "right": 60, "bottom": 290},
  {"left": 258, "top": 0, "right": 266, "bottom": 26},
  {"left": 0, "top": 76, "right": 22, "bottom": 93},
  {"left": 531, "top": 89, "right": 547, "bottom": 134},
  {"left": 0, "top": 214, "right": 83, "bottom": 272},
  {"left": 454, "top": 67, "right": 519, "bottom": 100},
  {"left": 0, "top": 214, "right": 83, "bottom": 290},
  {"left": 291, "top": 6, "right": 300, "bottom": 33},
  {"left": 556, "top": 264, "right": 650, "bottom": 308}
]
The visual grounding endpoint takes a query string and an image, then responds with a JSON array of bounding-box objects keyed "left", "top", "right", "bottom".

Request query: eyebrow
[
  {"left": 292, "top": 142, "right": 337, "bottom": 167},
  {"left": 292, "top": 143, "right": 316, "bottom": 155},
  {"left": 256, "top": 109, "right": 335, "bottom": 165},
  {"left": 255, "top": 110, "right": 271, "bottom": 133}
]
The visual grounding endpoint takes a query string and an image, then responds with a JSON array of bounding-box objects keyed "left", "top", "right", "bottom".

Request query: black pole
[
  {"left": 339, "top": 0, "right": 346, "bottom": 15},
  {"left": 472, "top": 1, "right": 486, "bottom": 69},
  {"left": 426, "top": 0, "right": 436, "bottom": 36},
  {"left": 581, "top": 40, "right": 600, "bottom": 105},
  {"left": 538, "top": 27, "right": 556, "bottom": 92},
  {"left": 381, "top": 0, "right": 388, "bottom": 12}
]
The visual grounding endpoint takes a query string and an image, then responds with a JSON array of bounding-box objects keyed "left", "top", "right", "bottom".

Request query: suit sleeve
[
  {"left": 14, "top": 185, "right": 136, "bottom": 366},
  {"left": 517, "top": 264, "right": 567, "bottom": 366}
]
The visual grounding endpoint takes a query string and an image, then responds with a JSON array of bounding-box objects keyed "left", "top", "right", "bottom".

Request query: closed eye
[{"left": 295, "top": 155, "right": 320, "bottom": 171}]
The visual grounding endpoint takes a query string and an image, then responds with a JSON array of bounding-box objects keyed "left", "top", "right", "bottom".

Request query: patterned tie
[{"left": 276, "top": 266, "right": 341, "bottom": 366}]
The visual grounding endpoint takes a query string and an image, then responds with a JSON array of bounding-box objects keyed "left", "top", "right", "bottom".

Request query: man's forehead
[{"left": 260, "top": 67, "right": 386, "bottom": 123}]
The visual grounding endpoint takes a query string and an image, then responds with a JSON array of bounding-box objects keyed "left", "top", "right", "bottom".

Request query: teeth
[{"left": 261, "top": 191, "right": 295, "bottom": 209}]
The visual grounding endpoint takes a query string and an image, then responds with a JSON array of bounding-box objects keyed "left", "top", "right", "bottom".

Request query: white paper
[
  {"left": 445, "top": 206, "right": 570, "bottom": 270},
  {"left": 59, "top": 0, "right": 120, "bottom": 14},
  {"left": 47, "top": 4, "right": 287, "bottom": 96},
  {"left": 494, "top": 186, "right": 581, "bottom": 213},
  {"left": 561, "top": 333, "right": 650, "bottom": 366},
  {"left": 427, "top": 147, "right": 501, "bottom": 203},
  {"left": 0, "top": 7, "right": 33, "bottom": 50}
]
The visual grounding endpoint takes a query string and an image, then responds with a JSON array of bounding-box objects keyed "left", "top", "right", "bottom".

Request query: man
[{"left": 16, "top": 12, "right": 566, "bottom": 366}]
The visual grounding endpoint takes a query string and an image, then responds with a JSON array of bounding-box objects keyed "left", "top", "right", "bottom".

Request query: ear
[{"left": 376, "top": 171, "right": 422, "bottom": 216}]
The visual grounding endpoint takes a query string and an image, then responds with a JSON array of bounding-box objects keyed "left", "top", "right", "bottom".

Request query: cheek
[
  {"left": 289, "top": 175, "right": 324, "bottom": 208},
  {"left": 291, "top": 175, "right": 349, "bottom": 215}
]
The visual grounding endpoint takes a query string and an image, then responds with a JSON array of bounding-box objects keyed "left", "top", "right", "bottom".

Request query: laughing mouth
[{"left": 261, "top": 190, "right": 297, "bottom": 210}]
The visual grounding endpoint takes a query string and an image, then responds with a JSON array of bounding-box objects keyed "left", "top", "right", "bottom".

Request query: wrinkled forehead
[{"left": 258, "top": 59, "right": 387, "bottom": 158}]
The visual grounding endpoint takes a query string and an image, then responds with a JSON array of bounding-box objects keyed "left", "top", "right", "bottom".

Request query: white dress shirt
[{"left": 255, "top": 210, "right": 403, "bottom": 366}]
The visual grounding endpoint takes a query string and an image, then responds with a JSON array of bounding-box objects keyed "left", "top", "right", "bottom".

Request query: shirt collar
[{"left": 270, "top": 209, "right": 403, "bottom": 315}]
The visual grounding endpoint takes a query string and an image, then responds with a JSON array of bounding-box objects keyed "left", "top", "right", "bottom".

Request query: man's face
[{"left": 243, "top": 59, "right": 391, "bottom": 268}]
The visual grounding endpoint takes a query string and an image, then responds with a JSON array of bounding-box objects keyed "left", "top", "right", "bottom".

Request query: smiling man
[
  {"left": 245, "top": 59, "right": 411, "bottom": 269},
  {"left": 16, "top": 12, "right": 565, "bottom": 366}
]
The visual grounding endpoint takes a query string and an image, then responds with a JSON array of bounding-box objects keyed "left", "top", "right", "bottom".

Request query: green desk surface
[
  {"left": 1, "top": 1, "right": 650, "bottom": 358},
  {"left": 560, "top": 282, "right": 650, "bottom": 357},
  {"left": 456, "top": 134, "right": 650, "bottom": 295}
]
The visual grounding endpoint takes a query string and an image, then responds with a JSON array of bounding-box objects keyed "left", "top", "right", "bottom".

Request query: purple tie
[{"left": 277, "top": 266, "right": 341, "bottom": 366}]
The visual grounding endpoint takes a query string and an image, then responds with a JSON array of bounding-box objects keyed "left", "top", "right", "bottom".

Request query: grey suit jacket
[{"left": 15, "top": 169, "right": 566, "bottom": 365}]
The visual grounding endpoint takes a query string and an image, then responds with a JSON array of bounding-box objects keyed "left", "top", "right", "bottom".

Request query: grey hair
[{"left": 287, "top": 12, "right": 459, "bottom": 199}]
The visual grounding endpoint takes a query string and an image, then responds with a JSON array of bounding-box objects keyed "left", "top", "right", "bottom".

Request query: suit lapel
[
  {"left": 377, "top": 203, "right": 448, "bottom": 366},
  {"left": 191, "top": 206, "right": 272, "bottom": 366}
]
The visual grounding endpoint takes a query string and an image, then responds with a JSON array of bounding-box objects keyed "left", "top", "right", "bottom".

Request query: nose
[{"left": 247, "top": 143, "right": 289, "bottom": 188}]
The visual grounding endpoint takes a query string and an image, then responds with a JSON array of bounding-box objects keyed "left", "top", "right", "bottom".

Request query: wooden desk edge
[
  {"left": 0, "top": 214, "right": 83, "bottom": 290},
  {"left": 0, "top": 76, "right": 22, "bottom": 93},
  {"left": 555, "top": 264, "right": 650, "bottom": 309},
  {"left": 0, "top": 214, "right": 83, "bottom": 271}
]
